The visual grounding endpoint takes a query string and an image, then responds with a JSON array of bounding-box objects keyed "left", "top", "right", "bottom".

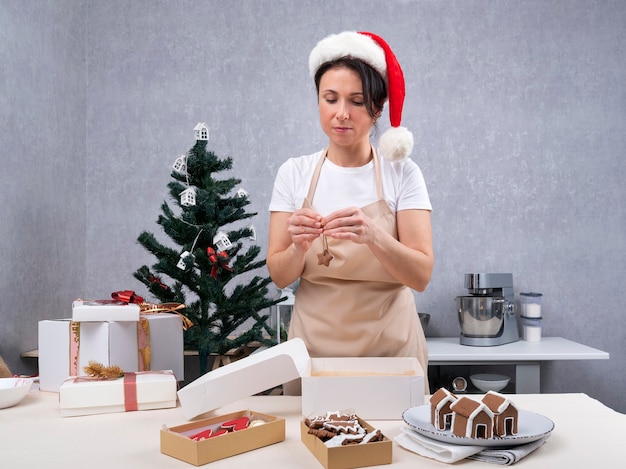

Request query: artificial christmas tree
[{"left": 134, "top": 123, "right": 280, "bottom": 374}]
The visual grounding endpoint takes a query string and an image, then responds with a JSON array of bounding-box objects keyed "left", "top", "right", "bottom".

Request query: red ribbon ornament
[
  {"left": 148, "top": 274, "right": 170, "bottom": 291},
  {"left": 111, "top": 290, "right": 145, "bottom": 304},
  {"left": 207, "top": 247, "right": 233, "bottom": 278}
]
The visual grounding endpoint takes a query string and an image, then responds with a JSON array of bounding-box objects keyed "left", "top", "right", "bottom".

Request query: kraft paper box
[
  {"left": 59, "top": 370, "right": 177, "bottom": 417},
  {"left": 177, "top": 338, "right": 424, "bottom": 421},
  {"left": 300, "top": 416, "right": 392, "bottom": 469},
  {"left": 160, "top": 409, "right": 285, "bottom": 466},
  {"left": 38, "top": 319, "right": 139, "bottom": 392},
  {"left": 138, "top": 313, "right": 184, "bottom": 382},
  {"left": 72, "top": 300, "right": 140, "bottom": 322}
]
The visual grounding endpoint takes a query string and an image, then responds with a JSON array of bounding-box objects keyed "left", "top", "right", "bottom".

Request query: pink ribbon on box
[
  {"left": 69, "top": 321, "right": 81, "bottom": 377},
  {"left": 123, "top": 372, "right": 138, "bottom": 412}
]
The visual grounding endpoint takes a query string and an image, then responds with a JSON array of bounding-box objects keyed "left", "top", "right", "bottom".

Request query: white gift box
[
  {"left": 137, "top": 313, "right": 184, "bottom": 382},
  {"left": 301, "top": 356, "right": 424, "bottom": 420},
  {"left": 177, "top": 338, "right": 424, "bottom": 420},
  {"left": 72, "top": 300, "right": 141, "bottom": 322},
  {"left": 38, "top": 314, "right": 184, "bottom": 392},
  {"left": 59, "top": 370, "right": 177, "bottom": 417},
  {"left": 38, "top": 319, "right": 139, "bottom": 392}
]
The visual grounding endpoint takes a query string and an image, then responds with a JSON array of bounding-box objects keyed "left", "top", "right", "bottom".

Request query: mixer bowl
[
  {"left": 457, "top": 296, "right": 504, "bottom": 337},
  {"left": 418, "top": 312, "right": 430, "bottom": 335}
]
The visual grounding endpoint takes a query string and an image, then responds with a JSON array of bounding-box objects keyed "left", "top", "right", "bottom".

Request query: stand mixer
[{"left": 456, "top": 273, "right": 519, "bottom": 346}]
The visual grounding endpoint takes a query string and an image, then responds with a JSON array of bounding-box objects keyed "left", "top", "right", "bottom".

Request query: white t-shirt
[{"left": 268, "top": 149, "right": 432, "bottom": 215}]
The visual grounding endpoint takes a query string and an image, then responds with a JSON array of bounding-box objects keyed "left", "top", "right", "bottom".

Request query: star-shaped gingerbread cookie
[{"left": 317, "top": 249, "right": 334, "bottom": 266}]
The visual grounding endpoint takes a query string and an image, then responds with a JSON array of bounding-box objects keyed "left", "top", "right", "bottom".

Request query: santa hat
[{"left": 308, "top": 31, "right": 413, "bottom": 161}]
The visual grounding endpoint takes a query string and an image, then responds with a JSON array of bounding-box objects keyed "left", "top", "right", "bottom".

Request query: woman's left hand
[{"left": 321, "top": 207, "right": 377, "bottom": 244}]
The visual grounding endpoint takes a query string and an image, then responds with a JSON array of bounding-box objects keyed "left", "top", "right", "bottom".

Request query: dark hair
[{"left": 314, "top": 57, "right": 387, "bottom": 120}]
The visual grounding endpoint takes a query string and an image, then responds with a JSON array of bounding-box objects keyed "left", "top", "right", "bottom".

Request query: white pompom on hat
[{"left": 308, "top": 31, "right": 414, "bottom": 161}]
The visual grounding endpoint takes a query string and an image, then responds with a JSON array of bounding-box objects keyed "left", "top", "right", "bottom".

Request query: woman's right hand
[
  {"left": 267, "top": 209, "right": 323, "bottom": 288},
  {"left": 287, "top": 208, "right": 323, "bottom": 251}
]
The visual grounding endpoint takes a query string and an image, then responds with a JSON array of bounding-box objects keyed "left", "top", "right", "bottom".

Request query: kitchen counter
[
  {"left": 426, "top": 337, "right": 609, "bottom": 393},
  {"left": 1, "top": 389, "right": 623, "bottom": 467},
  {"left": 23, "top": 336, "right": 608, "bottom": 394}
]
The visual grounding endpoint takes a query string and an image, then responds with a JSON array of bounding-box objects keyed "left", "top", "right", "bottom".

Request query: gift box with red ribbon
[
  {"left": 59, "top": 370, "right": 177, "bottom": 417},
  {"left": 38, "top": 316, "right": 185, "bottom": 392}
]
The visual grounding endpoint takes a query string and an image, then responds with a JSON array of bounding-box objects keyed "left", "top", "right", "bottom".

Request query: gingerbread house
[
  {"left": 430, "top": 387, "right": 458, "bottom": 431},
  {"left": 482, "top": 390, "right": 518, "bottom": 437},
  {"left": 450, "top": 396, "right": 494, "bottom": 439}
]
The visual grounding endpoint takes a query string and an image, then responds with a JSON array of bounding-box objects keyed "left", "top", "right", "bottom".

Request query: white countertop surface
[
  {"left": 1, "top": 388, "right": 623, "bottom": 468},
  {"left": 426, "top": 336, "right": 609, "bottom": 361}
]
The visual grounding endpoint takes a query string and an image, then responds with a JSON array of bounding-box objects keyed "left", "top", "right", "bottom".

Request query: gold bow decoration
[{"left": 139, "top": 302, "right": 194, "bottom": 330}]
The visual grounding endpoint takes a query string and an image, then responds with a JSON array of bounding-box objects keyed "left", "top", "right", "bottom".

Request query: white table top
[
  {"left": 426, "top": 336, "right": 609, "bottom": 362},
  {"left": 1, "top": 389, "right": 623, "bottom": 468}
]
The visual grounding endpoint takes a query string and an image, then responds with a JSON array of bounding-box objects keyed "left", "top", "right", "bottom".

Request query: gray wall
[
  {"left": 0, "top": 0, "right": 87, "bottom": 368},
  {"left": 1, "top": 0, "right": 624, "bottom": 412}
]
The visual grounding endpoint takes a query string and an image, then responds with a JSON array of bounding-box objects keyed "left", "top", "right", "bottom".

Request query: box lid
[
  {"left": 72, "top": 300, "right": 140, "bottom": 322},
  {"left": 177, "top": 338, "right": 310, "bottom": 419}
]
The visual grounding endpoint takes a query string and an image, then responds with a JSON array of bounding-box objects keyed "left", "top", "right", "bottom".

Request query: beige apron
[{"left": 288, "top": 149, "right": 428, "bottom": 390}]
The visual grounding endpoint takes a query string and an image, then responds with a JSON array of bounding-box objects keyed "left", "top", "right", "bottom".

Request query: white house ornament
[
  {"left": 180, "top": 187, "right": 196, "bottom": 207},
  {"left": 213, "top": 231, "right": 232, "bottom": 252},
  {"left": 236, "top": 188, "right": 249, "bottom": 199},
  {"left": 172, "top": 154, "right": 187, "bottom": 174},
  {"left": 248, "top": 224, "right": 257, "bottom": 241},
  {"left": 177, "top": 251, "right": 195, "bottom": 270},
  {"left": 193, "top": 122, "right": 210, "bottom": 141}
]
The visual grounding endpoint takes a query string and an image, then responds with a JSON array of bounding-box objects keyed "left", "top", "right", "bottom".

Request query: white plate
[{"left": 402, "top": 404, "right": 554, "bottom": 447}]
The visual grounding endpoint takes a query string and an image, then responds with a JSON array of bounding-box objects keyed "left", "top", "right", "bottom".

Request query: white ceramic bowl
[
  {"left": 0, "top": 378, "right": 33, "bottom": 409},
  {"left": 470, "top": 373, "right": 510, "bottom": 393}
]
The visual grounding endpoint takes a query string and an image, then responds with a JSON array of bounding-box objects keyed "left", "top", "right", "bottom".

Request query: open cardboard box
[
  {"left": 300, "top": 415, "right": 392, "bottom": 469},
  {"left": 177, "top": 338, "right": 424, "bottom": 420},
  {"left": 160, "top": 409, "right": 285, "bottom": 466}
]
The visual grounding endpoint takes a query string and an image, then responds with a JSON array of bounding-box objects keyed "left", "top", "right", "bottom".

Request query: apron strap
[
  {"left": 305, "top": 149, "right": 328, "bottom": 205},
  {"left": 372, "top": 147, "right": 384, "bottom": 201}
]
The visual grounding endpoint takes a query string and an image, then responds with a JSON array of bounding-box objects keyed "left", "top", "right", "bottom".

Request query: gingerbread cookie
[
  {"left": 303, "top": 411, "right": 384, "bottom": 448},
  {"left": 307, "top": 428, "right": 338, "bottom": 440}
]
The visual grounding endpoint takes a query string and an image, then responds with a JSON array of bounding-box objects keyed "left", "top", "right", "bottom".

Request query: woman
[{"left": 267, "top": 32, "right": 433, "bottom": 389}]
